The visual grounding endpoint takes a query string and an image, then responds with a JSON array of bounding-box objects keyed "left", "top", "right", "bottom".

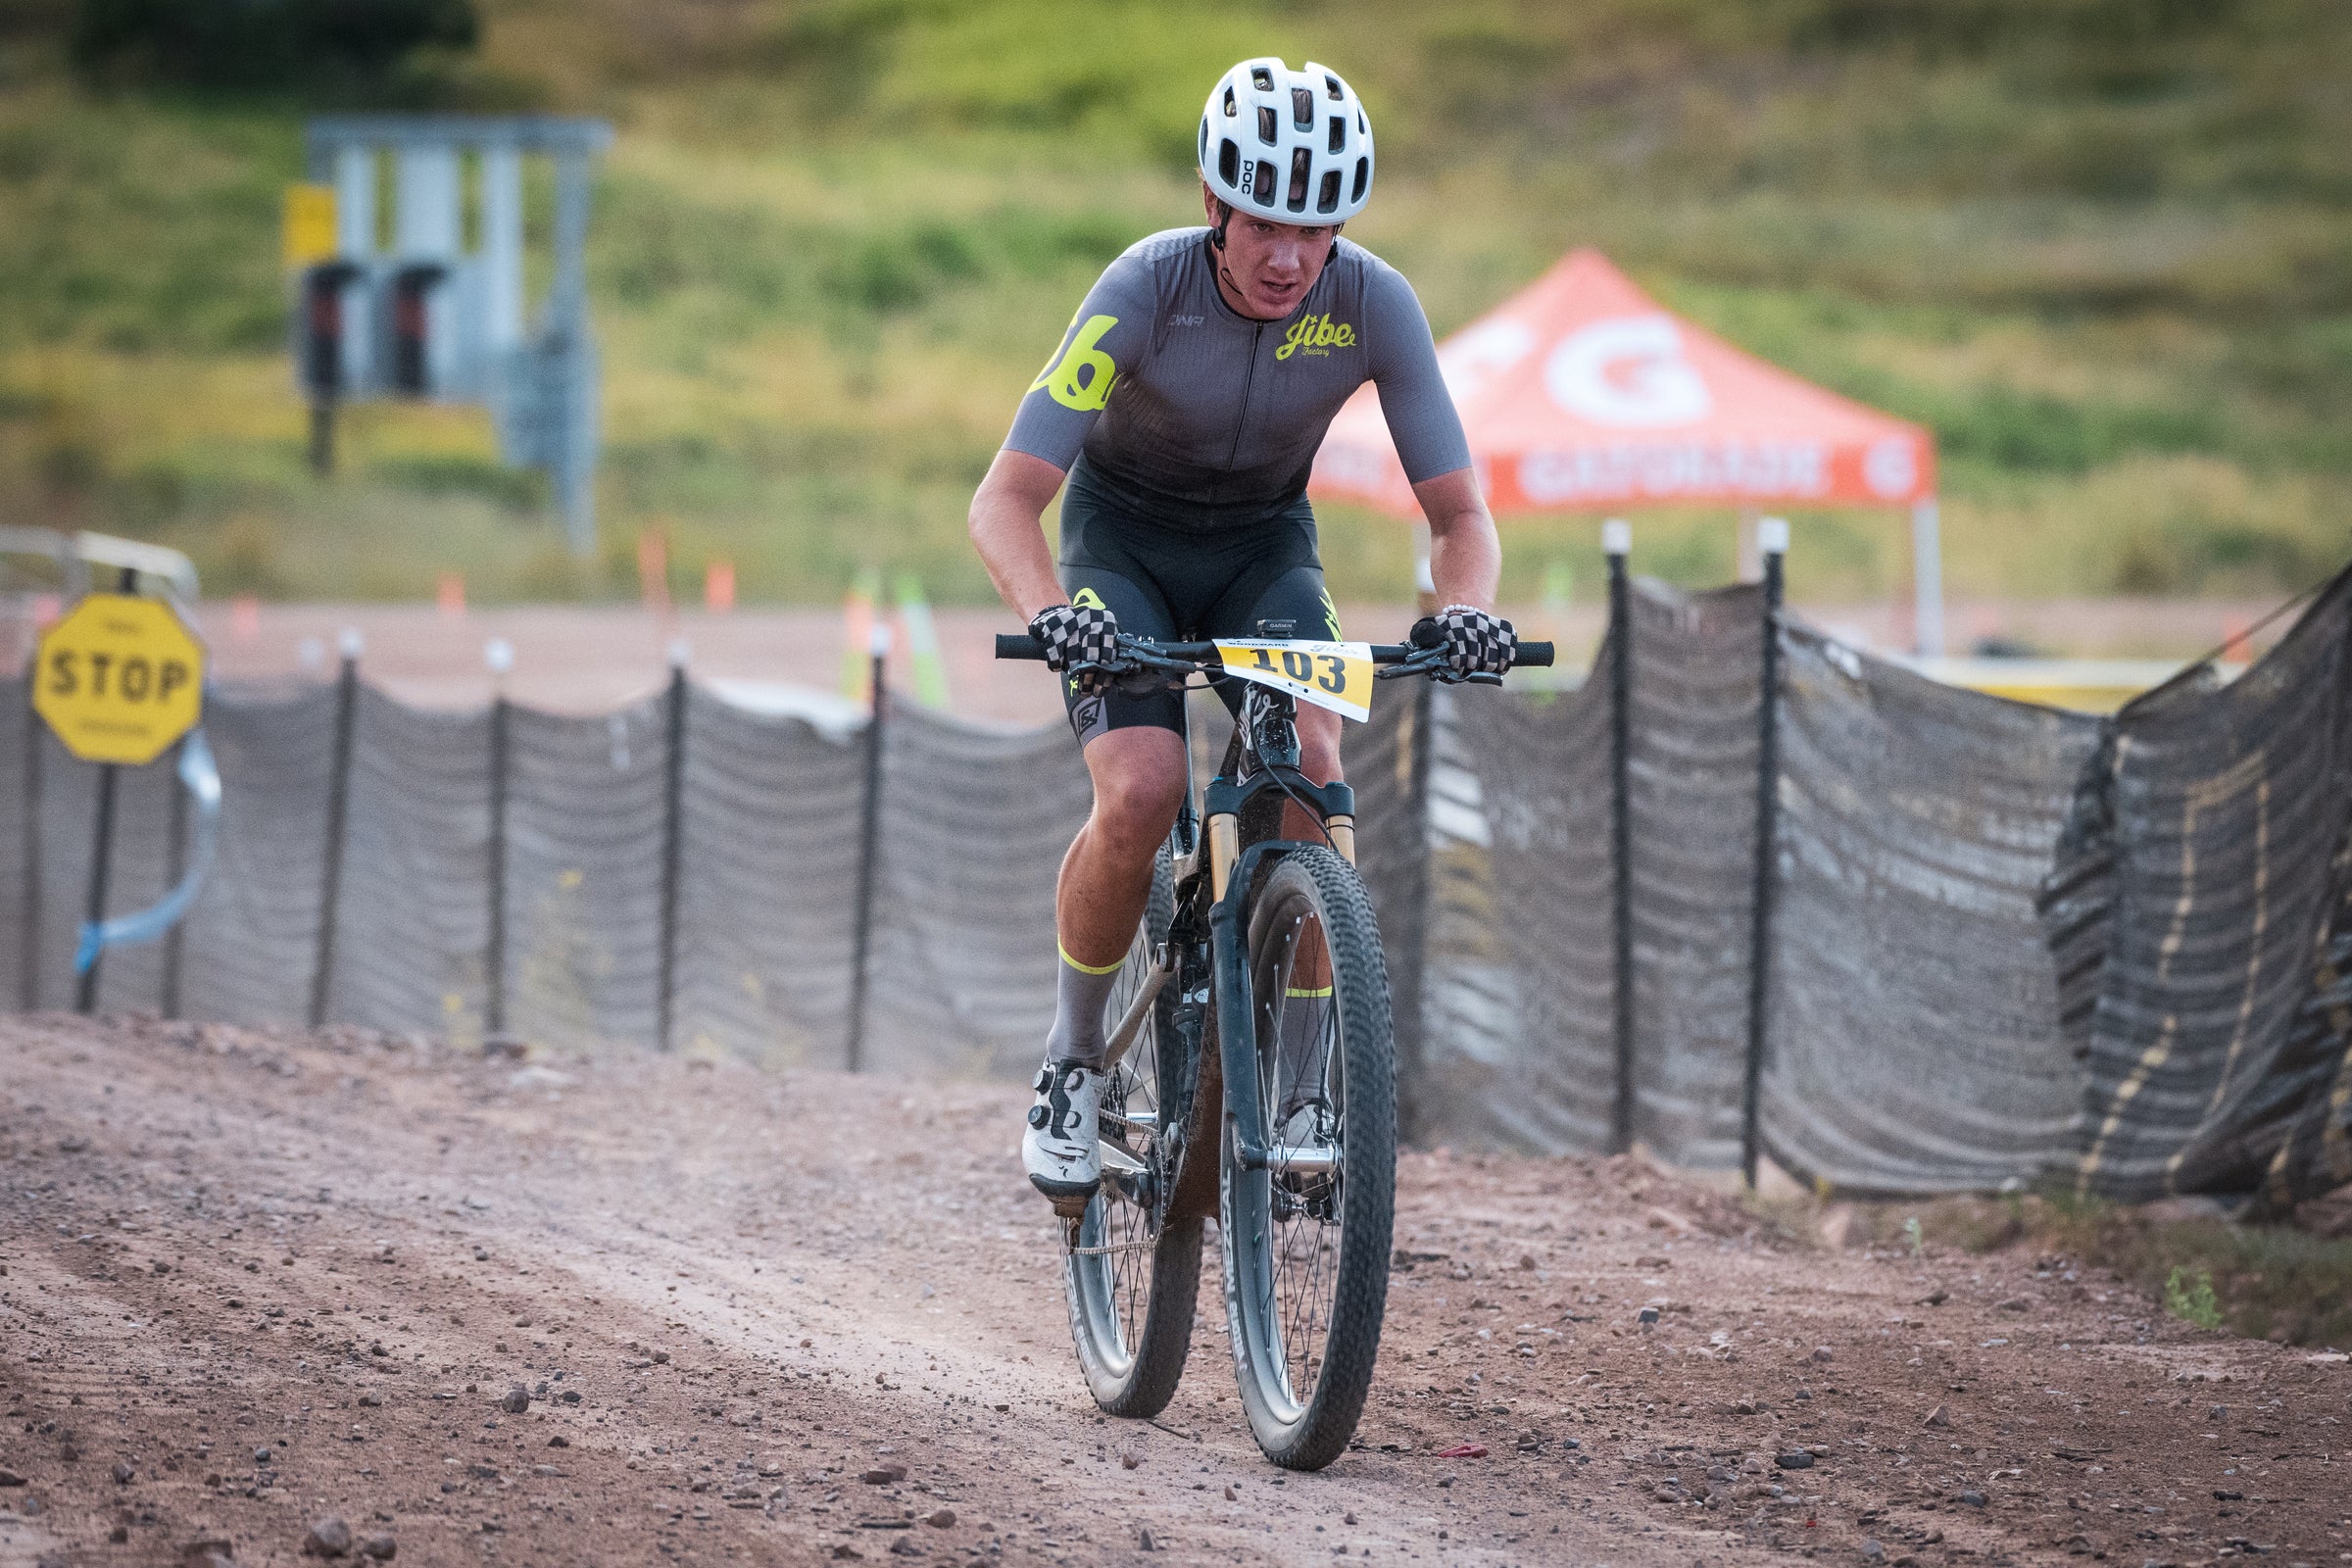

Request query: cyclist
[{"left": 967, "top": 57, "right": 1515, "bottom": 1208}]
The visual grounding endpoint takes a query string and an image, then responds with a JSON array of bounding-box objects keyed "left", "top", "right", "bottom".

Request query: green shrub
[
  {"left": 2164, "top": 1264, "right": 2225, "bottom": 1330},
  {"left": 71, "top": 0, "right": 477, "bottom": 94}
]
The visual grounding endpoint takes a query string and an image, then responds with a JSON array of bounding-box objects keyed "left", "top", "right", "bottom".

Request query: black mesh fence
[{"left": 4, "top": 559, "right": 2349, "bottom": 1206}]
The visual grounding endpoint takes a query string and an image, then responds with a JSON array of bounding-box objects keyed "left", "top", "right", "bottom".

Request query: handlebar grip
[
  {"left": 1516, "top": 641, "right": 1555, "bottom": 668},
  {"left": 995, "top": 633, "right": 1047, "bottom": 661}
]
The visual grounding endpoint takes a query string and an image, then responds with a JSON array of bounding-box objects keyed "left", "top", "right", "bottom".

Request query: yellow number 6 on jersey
[{"left": 1030, "top": 314, "right": 1120, "bottom": 412}]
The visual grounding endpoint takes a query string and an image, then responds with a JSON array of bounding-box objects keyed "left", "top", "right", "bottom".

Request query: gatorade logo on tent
[
  {"left": 1544, "top": 314, "right": 1712, "bottom": 428},
  {"left": 1437, "top": 319, "right": 1535, "bottom": 401}
]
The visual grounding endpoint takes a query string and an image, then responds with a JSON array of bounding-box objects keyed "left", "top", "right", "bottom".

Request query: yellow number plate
[{"left": 1211, "top": 640, "right": 1375, "bottom": 722}]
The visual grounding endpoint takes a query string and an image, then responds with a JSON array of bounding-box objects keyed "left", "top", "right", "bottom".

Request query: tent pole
[{"left": 1910, "top": 496, "right": 1944, "bottom": 658}]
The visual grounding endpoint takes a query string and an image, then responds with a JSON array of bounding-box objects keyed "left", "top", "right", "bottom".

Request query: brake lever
[{"left": 1375, "top": 649, "right": 1453, "bottom": 681}]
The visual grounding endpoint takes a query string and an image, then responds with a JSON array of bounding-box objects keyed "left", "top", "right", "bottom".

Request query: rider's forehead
[{"left": 1240, "top": 216, "right": 1335, "bottom": 239}]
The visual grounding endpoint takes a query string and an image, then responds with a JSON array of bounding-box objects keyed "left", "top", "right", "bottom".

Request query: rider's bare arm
[
  {"left": 968, "top": 449, "right": 1073, "bottom": 621},
  {"left": 1414, "top": 466, "right": 1503, "bottom": 613}
]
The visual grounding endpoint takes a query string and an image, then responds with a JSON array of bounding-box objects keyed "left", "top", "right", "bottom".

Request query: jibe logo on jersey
[
  {"left": 1213, "top": 639, "right": 1374, "bottom": 722},
  {"left": 1032, "top": 314, "right": 1119, "bottom": 411},
  {"left": 1276, "top": 313, "right": 1356, "bottom": 361}
]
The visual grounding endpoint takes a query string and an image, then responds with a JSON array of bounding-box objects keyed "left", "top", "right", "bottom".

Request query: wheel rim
[{"left": 1250, "top": 896, "right": 1346, "bottom": 1423}]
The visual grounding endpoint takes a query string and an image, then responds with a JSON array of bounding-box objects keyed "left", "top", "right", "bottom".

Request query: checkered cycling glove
[
  {"left": 1413, "top": 604, "right": 1517, "bottom": 679},
  {"left": 1030, "top": 602, "right": 1120, "bottom": 689}
]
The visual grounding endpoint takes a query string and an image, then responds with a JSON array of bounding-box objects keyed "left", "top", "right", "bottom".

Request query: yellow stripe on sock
[
  {"left": 1283, "top": 985, "right": 1334, "bottom": 998},
  {"left": 1058, "top": 944, "right": 1128, "bottom": 976}
]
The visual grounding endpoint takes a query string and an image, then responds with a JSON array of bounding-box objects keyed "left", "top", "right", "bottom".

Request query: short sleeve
[
  {"left": 1363, "top": 264, "right": 1472, "bottom": 485},
  {"left": 1002, "top": 253, "right": 1157, "bottom": 473}
]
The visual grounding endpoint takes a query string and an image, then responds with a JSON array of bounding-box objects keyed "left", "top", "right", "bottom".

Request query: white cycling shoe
[{"left": 1022, "top": 1058, "right": 1104, "bottom": 1215}]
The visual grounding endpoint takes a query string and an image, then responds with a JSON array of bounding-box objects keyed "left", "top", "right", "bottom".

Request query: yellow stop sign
[{"left": 33, "top": 592, "right": 207, "bottom": 765}]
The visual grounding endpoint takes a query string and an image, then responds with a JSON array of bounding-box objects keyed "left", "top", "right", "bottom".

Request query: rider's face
[{"left": 1204, "top": 183, "right": 1337, "bottom": 320}]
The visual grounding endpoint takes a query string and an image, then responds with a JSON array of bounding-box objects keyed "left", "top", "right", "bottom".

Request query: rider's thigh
[{"left": 1081, "top": 725, "right": 1189, "bottom": 851}]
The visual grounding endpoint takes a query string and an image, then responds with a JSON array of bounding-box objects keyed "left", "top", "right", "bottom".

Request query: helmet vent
[
  {"left": 1253, "top": 160, "right": 1277, "bottom": 207},
  {"left": 1350, "top": 157, "right": 1368, "bottom": 203},
  {"left": 1222, "top": 85, "right": 1236, "bottom": 117},
  {"left": 1317, "top": 170, "right": 1341, "bottom": 214},
  {"left": 1250, "top": 66, "right": 1273, "bottom": 91},
  {"left": 1327, "top": 115, "right": 1346, "bottom": 154},
  {"left": 1356, "top": 110, "right": 1367, "bottom": 133},
  {"left": 1218, "top": 138, "right": 1240, "bottom": 187},
  {"left": 1256, "top": 105, "right": 1277, "bottom": 145},
  {"left": 1287, "top": 147, "right": 1311, "bottom": 211},
  {"left": 1291, "top": 86, "right": 1312, "bottom": 128},
  {"left": 1199, "top": 121, "right": 1207, "bottom": 162},
  {"left": 1325, "top": 74, "right": 1343, "bottom": 100}
]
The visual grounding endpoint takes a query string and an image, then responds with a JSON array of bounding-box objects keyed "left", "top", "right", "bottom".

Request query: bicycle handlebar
[{"left": 993, "top": 633, "right": 1555, "bottom": 668}]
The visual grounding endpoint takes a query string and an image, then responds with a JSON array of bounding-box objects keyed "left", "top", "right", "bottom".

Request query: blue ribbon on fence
[{"left": 74, "top": 728, "right": 222, "bottom": 975}]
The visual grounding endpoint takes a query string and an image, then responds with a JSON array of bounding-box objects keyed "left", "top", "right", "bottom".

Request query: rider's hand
[
  {"left": 1410, "top": 604, "right": 1516, "bottom": 680},
  {"left": 1030, "top": 602, "right": 1120, "bottom": 691}
]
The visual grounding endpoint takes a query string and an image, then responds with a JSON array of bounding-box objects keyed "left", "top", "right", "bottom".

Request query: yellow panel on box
[
  {"left": 282, "top": 182, "right": 338, "bottom": 270},
  {"left": 33, "top": 593, "right": 207, "bottom": 765}
]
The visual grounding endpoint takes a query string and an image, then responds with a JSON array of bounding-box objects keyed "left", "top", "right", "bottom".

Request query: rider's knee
[
  {"left": 1091, "top": 759, "right": 1186, "bottom": 849},
  {"left": 1296, "top": 717, "right": 1344, "bottom": 785}
]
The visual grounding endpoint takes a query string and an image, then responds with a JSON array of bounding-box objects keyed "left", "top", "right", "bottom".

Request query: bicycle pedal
[{"left": 1050, "top": 1190, "right": 1093, "bottom": 1223}]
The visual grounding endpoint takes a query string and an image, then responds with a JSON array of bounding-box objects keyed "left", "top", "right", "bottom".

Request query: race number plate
[{"left": 1211, "top": 640, "right": 1375, "bottom": 722}]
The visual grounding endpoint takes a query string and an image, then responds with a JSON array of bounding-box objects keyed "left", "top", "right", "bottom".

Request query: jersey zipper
[{"left": 1220, "top": 318, "right": 1265, "bottom": 492}]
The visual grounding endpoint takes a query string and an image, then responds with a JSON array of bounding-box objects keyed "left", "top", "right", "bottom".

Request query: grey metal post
[
  {"left": 1740, "top": 518, "right": 1789, "bottom": 1189},
  {"left": 484, "top": 639, "right": 514, "bottom": 1036},
  {"left": 845, "top": 626, "right": 891, "bottom": 1071},
  {"left": 1603, "top": 519, "right": 1638, "bottom": 1155},
  {"left": 160, "top": 735, "right": 188, "bottom": 1019},
  {"left": 656, "top": 645, "right": 688, "bottom": 1052},
  {"left": 549, "top": 149, "right": 599, "bottom": 558},
  {"left": 308, "top": 631, "right": 362, "bottom": 1029},
  {"left": 74, "top": 565, "right": 138, "bottom": 1015},
  {"left": 19, "top": 689, "right": 41, "bottom": 1011}
]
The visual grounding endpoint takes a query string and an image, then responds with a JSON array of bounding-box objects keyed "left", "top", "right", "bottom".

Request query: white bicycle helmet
[{"left": 1197, "top": 57, "right": 1374, "bottom": 224}]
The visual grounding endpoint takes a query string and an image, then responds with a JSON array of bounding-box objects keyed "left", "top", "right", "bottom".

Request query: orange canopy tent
[{"left": 1309, "top": 248, "right": 1947, "bottom": 652}]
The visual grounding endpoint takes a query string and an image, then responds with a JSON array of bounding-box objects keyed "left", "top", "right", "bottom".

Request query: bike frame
[{"left": 1105, "top": 674, "right": 1352, "bottom": 1229}]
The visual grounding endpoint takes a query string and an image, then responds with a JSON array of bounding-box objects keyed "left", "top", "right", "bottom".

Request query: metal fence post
[
  {"left": 844, "top": 623, "right": 891, "bottom": 1072},
  {"left": 19, "top": 691, "right": 41, "bottom": 1011},
  {"left": 656, "top": 643, "right": 688, "bottom": 1052},
  {"left": 160, "top": 734, "right": 188, "bottom": 1019},
  {"left": 1604, "top": 518, "right": 1638, "bottom": 1155},
  {"left": 484, "top": 639, "right": 514, "bottom": 1037},
  {"left": 1740, "top": 518, "right": 1789, "bottom": 1189},
  {"left": 308, "top": 630, "right": 362, "bottom": 1029},
  {"left": 74, "top": 565, "right": 138, "bottom": 1014}
]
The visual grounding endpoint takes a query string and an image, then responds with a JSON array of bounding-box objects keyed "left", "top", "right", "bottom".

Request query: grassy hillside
[{"left": 1, "top": 0, "right": 2347, "bottom": 608}]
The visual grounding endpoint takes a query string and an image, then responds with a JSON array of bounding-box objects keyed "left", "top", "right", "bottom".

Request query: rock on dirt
[
  {"left": 302, "top": 1516, "right": 353, "bottom": 1557},
  {"left": 499, "top": 1386, "right": 530, "bottom": 1414}
]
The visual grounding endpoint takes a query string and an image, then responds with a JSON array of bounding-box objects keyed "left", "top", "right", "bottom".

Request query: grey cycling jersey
[{"left": 1003, "top": 227, "right": 1470, "bottom": 533}]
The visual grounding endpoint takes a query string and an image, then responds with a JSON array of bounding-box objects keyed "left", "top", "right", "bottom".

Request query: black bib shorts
[{"left": 1054, "top": 459, "right": 1344, "bottom": 750}]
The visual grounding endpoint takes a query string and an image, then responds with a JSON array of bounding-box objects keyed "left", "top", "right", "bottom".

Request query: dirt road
[{"left": 1, "top": 1015, "right": 2345, "bottom": 1567}]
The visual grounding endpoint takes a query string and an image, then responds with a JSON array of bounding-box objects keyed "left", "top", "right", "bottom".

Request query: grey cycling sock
[{"left": 1045, "top": 945, "right": 1125, "bottom": 1070}]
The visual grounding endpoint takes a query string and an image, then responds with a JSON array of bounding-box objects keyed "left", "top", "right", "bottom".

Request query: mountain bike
[{"left": 997, "top": 621, "right": 1552, "bottom": 1469}]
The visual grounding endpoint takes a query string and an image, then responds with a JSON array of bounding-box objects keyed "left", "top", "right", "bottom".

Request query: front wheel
[{"left": 1220, "top": 846, "right": 1396, "bottom": 1470}]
